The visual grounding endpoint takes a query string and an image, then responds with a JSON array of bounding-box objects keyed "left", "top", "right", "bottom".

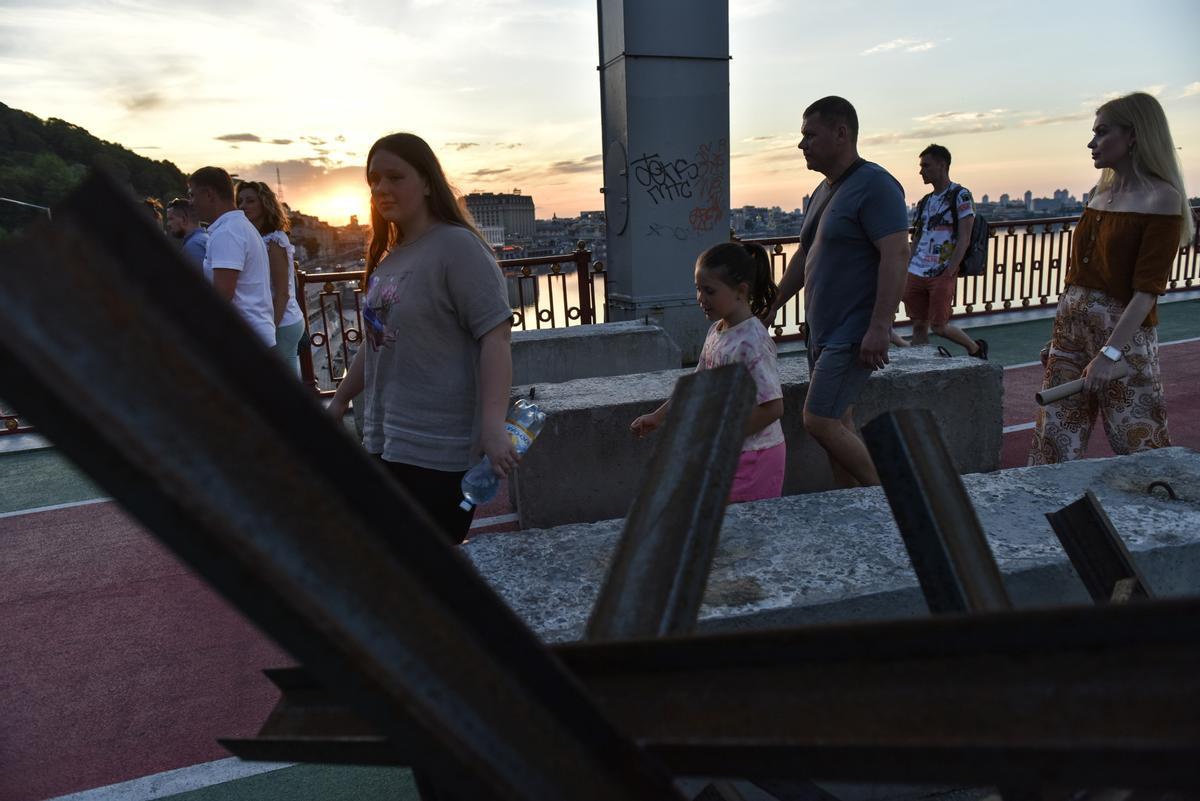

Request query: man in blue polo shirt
[
  {"left": 165, "top": 197, "right": 208, "bottom": 270},
  {"left": 763, "top": 96, "right": 910, "bottom": 487}
]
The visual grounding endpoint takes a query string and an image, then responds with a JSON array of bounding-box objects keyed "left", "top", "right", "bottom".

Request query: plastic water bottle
[{"left": 459, "top": 400, "right": 546, "bottom": 511}]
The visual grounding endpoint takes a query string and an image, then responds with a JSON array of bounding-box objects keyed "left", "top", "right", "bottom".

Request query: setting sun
[{"left": 301, "top": 191, "right": 371, "bottom": 227}]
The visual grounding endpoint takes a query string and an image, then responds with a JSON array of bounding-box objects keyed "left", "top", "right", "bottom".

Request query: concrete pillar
[{"left": 597, "top": 0, "right": 730, "bottom": 361}]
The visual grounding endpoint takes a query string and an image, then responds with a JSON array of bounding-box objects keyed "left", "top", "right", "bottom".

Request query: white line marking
[
  {"left": 0, "top": 432, "right": 51, "bottom": 453},
  {"left": 1, "top": 497, "right": 521, "bottom": 529},
  {"left": 471, "top": 512, "right": 519, "bottom": 529},
  {"left": 43, "top": 757, "right": 293, "bottom": 801},
  {"left": 1003, "top": 422, "right": 1037, "bottom": 434},
  {"left": 0, "top": 496, "right": 111, "bottom": 519}
]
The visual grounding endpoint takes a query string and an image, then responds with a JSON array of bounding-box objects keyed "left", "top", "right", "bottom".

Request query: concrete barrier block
[
  {"left": 511, "top": 320, "right": 681, "bottom": 385},
  {"left": 510, "top": 347, "right": 1002, "bottom": 529},
  {"left": 469, "top": 448, "right": 1200, "bottom": 643}
]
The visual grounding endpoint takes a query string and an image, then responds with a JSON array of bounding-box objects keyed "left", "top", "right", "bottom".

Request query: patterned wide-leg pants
[{"left": 1028, "top": 285, "right": 1170, "bottom": 465}]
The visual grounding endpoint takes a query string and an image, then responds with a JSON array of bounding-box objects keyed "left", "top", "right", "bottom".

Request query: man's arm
[
  {"left": 760, "top": 243, "right": 806, "bottom": 325},
  {"left": 945, "top": 213, "right": 975, "bottom": 273},
  {"left": 211, "top": 268, "right": 238, "bottom": 301},
  {"left": 206, "top": 229, "right": 241, "bottom": 301},
  {"left": 909, "top": 203, "right": 920, "bottom": 262},
  {"left": 859, "top": 231, "right": 911, "bottom": 368}
]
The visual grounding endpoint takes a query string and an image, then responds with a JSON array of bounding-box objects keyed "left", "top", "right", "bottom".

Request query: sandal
[{"left": 936, "top": 346, "right": 953, "bottom": 358}]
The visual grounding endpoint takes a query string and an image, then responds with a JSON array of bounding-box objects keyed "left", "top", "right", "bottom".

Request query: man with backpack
[{"left": 900, "top": 144, "right": 988, "bottom": 359}]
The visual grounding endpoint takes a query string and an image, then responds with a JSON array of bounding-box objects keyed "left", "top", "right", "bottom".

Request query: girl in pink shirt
[{"left": 631, "top": 242, "right": 786, "bottom": 502}]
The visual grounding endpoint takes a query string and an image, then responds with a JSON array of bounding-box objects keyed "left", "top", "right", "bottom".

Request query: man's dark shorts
[{"left": 805, "top": 341, "right": 873, "bottom": 419}]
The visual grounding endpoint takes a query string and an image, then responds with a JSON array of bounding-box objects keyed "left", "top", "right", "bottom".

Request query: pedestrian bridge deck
[{"left": 2, "top": 299, "right": 1198, "bottom": 801}]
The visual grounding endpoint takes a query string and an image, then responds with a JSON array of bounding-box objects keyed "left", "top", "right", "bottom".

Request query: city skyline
[
  {"left": 2, "top": 0, "right": 1197, "bottom": 224},
  {"left": 316, "top": 186, "right": 1125, "bottom": 227}
]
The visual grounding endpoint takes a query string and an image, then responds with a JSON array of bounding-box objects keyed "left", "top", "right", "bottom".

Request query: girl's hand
[
  {"left": 630, "top": 414, "right": 661, "bottom": 439},
  {"left": 1082, "top": 355, "right": 1123, "bottom": 394},
  {"left": 482, "top": 426, "right": 519, "bottom": 478}
]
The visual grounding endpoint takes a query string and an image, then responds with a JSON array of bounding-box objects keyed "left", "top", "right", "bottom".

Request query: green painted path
[
  {"left": 917, "top": 297, "right": 1198, "bottom": 366},
  {"left": 164, "top": 765, "right": 418, "bottom": 801},
  {"left": 0, "top": 447, "right": 104, "bottom": 514}
]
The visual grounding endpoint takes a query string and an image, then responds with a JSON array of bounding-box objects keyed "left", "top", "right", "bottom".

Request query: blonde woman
[
  {"left": 1030, "top": 92, "right": 1193, "bottom": 464},
  {"left": 236, "top": 180, "right": 306, "bottom": 374}
]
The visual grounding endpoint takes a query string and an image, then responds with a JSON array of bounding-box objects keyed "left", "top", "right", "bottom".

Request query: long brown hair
[
  {"left": 364, "top": 133, "right": 486, "bottom": 282},
  {"left": 235, "top": 180, "right": 290, "bottom": 235}
]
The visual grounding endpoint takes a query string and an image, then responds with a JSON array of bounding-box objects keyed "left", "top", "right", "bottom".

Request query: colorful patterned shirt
[
  {"left": 696, "top": 317, "right": 785, "bottom": 452},
  {"left": 908, "top": 184, "right": 975, "bottom": 278}
]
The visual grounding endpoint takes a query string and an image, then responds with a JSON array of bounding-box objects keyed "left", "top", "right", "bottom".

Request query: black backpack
[{"left": 912, "top": 185, "right": 989, "bottom": 277}]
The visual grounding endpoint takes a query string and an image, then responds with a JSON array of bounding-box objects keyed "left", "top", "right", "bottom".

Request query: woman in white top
[{"left": 236, "top": 180, "right": 306, "bottom": 375}]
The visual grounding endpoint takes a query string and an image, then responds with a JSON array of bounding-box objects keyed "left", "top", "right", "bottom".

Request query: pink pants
[{"left": 728, "top": 442, "right": 787, "bottom": 503}]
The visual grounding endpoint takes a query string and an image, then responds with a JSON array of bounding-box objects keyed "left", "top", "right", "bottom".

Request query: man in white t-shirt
[
  {"left": 899, "top": 144, "right": 987, "bottom": 359},
  {"left": 187, "top": 166, "right": 276, "bottom": 346}
]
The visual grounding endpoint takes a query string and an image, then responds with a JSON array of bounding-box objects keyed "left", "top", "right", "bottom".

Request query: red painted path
[{"left": 1000, "top": 339, "right": 1200, "bottom": 467}]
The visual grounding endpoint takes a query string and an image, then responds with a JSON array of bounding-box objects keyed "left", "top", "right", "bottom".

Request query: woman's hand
[
  {"left": 327, "top": 349, "right": 364, "bottom": 427},
  {"left": 1082, "top": 354, "right": 1123, "bottom": 394},
  {"left": 482, "top": 425, "right": 519, "bottom": 478},
  {"left": 1040, "top": 341, "right": 1052, "bottom": 367},
  {"left": 327, "top": 397, "right": 350, "bottom": 422}
]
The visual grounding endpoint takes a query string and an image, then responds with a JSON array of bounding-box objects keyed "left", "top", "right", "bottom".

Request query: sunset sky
[{"left": 2, "top": 0, "right": 1197, "bottom": 225}]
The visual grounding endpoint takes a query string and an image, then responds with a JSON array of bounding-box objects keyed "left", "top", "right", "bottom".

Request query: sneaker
[{"left": 970, "top": 338, "right": 989, "bottom": 360}]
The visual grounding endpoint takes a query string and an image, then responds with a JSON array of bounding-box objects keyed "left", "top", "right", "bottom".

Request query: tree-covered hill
[{"left": 0, "top": 102, "right": 187, "bottom": 236}]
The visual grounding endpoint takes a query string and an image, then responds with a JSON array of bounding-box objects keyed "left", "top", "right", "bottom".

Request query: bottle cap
[{"left": 459, "top": 500, "right": 474, "bottom": 512}]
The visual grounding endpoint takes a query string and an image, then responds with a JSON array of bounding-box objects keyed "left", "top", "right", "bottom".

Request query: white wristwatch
[{"left": 1100, "top": 345, "right": 1123, "bottom": 362}]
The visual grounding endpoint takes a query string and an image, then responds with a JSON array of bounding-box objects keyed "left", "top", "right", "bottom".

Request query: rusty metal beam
[
  {"left": 1045, "top": 490, "right": 1154, "bottom": 604},
  {"left": 586, "top": 363, "right": 756, "bottom": 641},
  {"left": 224, "top": 598, "right": 1200, "bottom": 789},
  {"left": 240, "top": 364, "right": 762, "bottom": 801},
  {"left": 862, "top": 409, "right": 1012, "bottom": 614},
  {"left": 571, "top": 597, "right": 1200, "bottom": 788},
  {"left": 0, "top": 172, "right": 683, "bottom": 801}
]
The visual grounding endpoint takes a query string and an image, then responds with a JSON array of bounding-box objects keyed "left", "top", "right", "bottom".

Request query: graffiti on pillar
[
  {"left": 688, "top": 139, "right": 727, "bottom": 233},
  {"left": 633, "top": 139, "right": 728, "bottom": 236},
  {"left": 631, "top": 153, "right": 700, "bottom": 205},
  {"left": 646, "top": 222, "right": 694, "bottom": 240}
]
